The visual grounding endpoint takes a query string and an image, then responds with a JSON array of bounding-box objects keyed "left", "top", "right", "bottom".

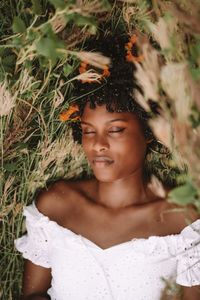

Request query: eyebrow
[{"left": 81, "top": 118, "right": 128, "bottom": 125}]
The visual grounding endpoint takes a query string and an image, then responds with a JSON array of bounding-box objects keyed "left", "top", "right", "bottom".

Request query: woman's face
[{"left": 81, "top": 103, "right": 149, "bottom": 182}]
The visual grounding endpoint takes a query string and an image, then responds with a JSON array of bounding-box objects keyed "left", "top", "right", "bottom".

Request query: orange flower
[
  {"left": 81, "top": 62, "right": 87, "bottom": 68},
  {"left": 126, "top": 54, "right": 144, "bottom": 63},
  {"left": 78, "top": 61, "right": 110, "bottom": 83},
  {"left": 78, "top": 67, "right": 86, "bottom": 73},
  {"left": 126, "top": 54, "right": 133, "bottom": 62},
  {"left": 102, "top": 65, "right": 110, "bottom": 77},
  {"left": 125, "top": 35, "right": 144, "bottom": 63},
  {"left": 130, "top": 35, "right": 137, "bottom": 44},
  {"left": 59, "top": 104, "right": 80, "bottom": 122},
  {"left": 125, "top": 42, "right": 133, "bottom": 50}
]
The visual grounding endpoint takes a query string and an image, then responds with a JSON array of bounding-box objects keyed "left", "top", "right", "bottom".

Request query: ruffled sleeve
[
  {"left": 176, "top": 219, "right": 200, "bottom": 286},
  {"left": 14, "top": 202, "right": 51, "bottom": 268}
]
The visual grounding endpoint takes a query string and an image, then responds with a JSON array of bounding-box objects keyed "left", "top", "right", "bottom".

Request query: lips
[{"left": 92, "top": 156, "right": 114, "bottom": 166}]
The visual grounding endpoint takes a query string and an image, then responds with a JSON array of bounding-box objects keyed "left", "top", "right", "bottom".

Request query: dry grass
[{"left": 0, "top": 0, "right": 200, "bottom": 299}]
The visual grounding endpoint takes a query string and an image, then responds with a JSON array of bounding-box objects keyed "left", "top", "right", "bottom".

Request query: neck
[{"left": 96, "top": 168, "right": 153, "bottom": 209}]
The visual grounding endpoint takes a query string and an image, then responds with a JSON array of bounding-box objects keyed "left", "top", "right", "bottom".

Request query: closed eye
[
  {"left": 82, "top": 128, "right": 125, "bottom": 134},
  {"left": 109, "top": 128, "right": 125, "bottom": 133}
]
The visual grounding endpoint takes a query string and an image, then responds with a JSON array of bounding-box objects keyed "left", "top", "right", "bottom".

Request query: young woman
[{"left": 15, "top": 32, "right": 200, "bottom": 300}]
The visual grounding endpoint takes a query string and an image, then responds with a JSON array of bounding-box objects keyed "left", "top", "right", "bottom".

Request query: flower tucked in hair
[
  {"left": 78, "top": 61, "right": 110, "bottom": 83},
  {"left": 125, "top": 35, "right": 144, "bottom": 63},
  {"left": 59, "top": 104, "right": 80, "bottom": 122}
]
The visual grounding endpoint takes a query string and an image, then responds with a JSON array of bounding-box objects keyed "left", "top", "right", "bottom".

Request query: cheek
[
  {"left": 129, "top": 136, "right": 147, "bottom": 156},
  {"left": 81, "top": 138, "right": 92, "bottom": 157},
  {"left": 114, "top": 136, "right": 147, "bottom": 172},
  {"left": 120, "top": 133, "right": 147, "bottom": 155}
]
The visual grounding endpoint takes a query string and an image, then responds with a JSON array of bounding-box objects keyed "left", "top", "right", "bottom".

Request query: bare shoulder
[
  {"left": 35, "top": 177, "right": 97, "bottom": 222},
  {"left": 35, "top": 180, "right": 73, "bottom": 222},
  {"left": 156, "top": 197, "right": 200, "bottom": 234}
]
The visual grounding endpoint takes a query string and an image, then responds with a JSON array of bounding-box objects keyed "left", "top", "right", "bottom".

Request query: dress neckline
[
  {"left": 30, "top": 202, "right": 187, "bottom": 252},
  {"left": 31, "top": 202, "right": 139, "bottom": 252}
]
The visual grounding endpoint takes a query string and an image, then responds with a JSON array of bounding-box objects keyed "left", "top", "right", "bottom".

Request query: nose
[{"left": 92, "top": 134, "right": 109, "bottom": 152}]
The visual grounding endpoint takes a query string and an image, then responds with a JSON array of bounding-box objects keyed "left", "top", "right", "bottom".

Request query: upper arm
[
  {"left": 20, "top": 183, "right": 65, "bottom": 298},
  {"left": 21, "top": 180, "right": 75, "bottom": 298},
  {"left": 20, "top": 186, "right": 55, "bottom": 298},
  {"left": 21, "top": 259, "right": 51, "bottom": 298},
  {"left": 182, "top": 285, "right": 200, "bottom": 300}
]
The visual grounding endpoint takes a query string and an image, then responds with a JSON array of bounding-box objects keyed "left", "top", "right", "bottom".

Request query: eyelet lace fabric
[
  {"left": 14, "top": 202, "right": 200, "bottom": 300},
  {"left": 175, "top": 220, "right": 200, "bottom": 286},
  {"left": 14, "top": 204, "right": 51, "bottom": 268}
]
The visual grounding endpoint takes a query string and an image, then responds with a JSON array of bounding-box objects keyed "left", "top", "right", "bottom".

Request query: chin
[
  {"left": 95, "top": 176, "right": 117, "bottom": 183},
  {"left": 93, "top": 171, "right": 122, "bottom": 183}
]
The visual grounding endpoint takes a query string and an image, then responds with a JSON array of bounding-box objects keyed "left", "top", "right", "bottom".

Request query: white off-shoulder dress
[{"left": 15, "top": 202, "right": 200, "bottom": 300}]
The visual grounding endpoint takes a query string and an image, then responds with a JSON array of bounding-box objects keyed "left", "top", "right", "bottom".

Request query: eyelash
[{"left": 82, "top": 128, "right": 125, "bottom": 134}]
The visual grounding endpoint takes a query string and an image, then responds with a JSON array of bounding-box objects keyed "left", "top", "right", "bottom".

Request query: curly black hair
[
  {"left": 68, "top": 28, "right": 186, "bottom": 187},
  {"left": 71, "top": 31, "right": 159, "bottom": 145}
]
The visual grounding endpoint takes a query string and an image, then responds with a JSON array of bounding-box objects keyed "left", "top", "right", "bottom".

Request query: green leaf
[
  {"left": 40, "top": 23, "right": 54, "bottom": 35},
  {"left": 168, "top": 181, "right": 198, "bottom": 206},
  {"left": 31, "top": 0, "right": 43, "bottom": 15},
  {"left": 49, "top": 0, "right": 66, "bottom": 9},
  {"left": 75, "top": 15, "right": 96, "bottom": 27},
  {"left": 63, "top": 63, "right": 73, "bottom": 76},
  {"left": 27, "top": 28, "right": 39, "bottom": 42},
  {"left": 36, "top": 38, "right": 57, "bottom": 65},
  {"left": 65, "top": 13, "right": 97, "bottom": 27},
  {"left": 12, "top": 35, "right": 24, "bottom": 46},
  {"left": 36, "top": 36, "right": 65, "bottom": 63},
  {"left": 31, "top": 81, "right": 41, "bottom": 90},
  {"left": 38, "top": 56, "right": 51, "bottom": 69},
  {"left": 12, "top": 16, "right": 26, "bottom": 33}
]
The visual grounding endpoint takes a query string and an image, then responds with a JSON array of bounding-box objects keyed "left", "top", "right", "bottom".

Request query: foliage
[
  {"left": 122, "top": 0, "right": 200, "bottom": 210},
  {"left": 0, "top": 0, "right": 200, "bottom": 299}
]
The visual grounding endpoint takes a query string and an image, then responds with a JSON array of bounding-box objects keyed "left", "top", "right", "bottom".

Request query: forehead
[{"left": 81, "top": 103, "right": 139, "bottom": 124}]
